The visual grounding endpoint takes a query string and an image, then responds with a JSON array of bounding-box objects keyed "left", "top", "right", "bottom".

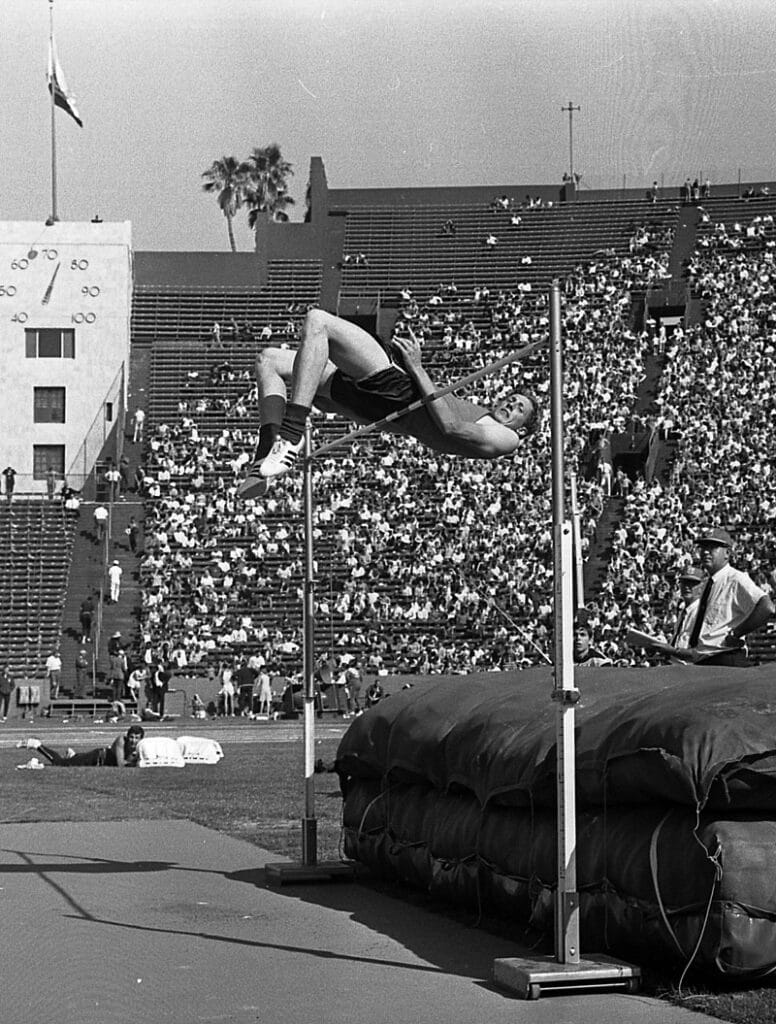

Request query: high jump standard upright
[
  {"left": 492, "top": 281, "right": 640, "bottom": 999},
  {"left": 265, "top": 417, "right": 356, "bottom": 884}
]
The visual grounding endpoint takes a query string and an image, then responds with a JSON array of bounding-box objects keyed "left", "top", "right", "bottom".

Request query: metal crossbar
[{"left": 310, "top": 338, "right": 546, "bottom": 459}]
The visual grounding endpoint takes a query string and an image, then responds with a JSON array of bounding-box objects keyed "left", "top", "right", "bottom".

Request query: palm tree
[
  {"left": 201, "top": 156, "right": 247, "bottom": 252},
  {"left": 243, "top": 144, "right": 295, "bottom": 229}
]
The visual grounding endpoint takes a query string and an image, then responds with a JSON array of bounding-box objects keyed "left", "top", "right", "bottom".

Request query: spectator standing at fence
[
  {"left": 133, "top": 465, "right": 147, "bottom": 495},
  {"left": 45, "top": 466, "right": 57, "bottom": 501},
  {"left": 219, "top": 661, "right": 235, "bottom": 717},
  {"left": 346, "top": 661, "right": 362, "bottom": 712},
  {"left": 108, "top": 560, "right": 123, "bottom": 603},
  {"left": 132, "top": 407, "right": 146, "bottom": 443},
  {"left": 119, "top": 455, "right": 130, "bottom": 496},
  {"left": 125, "top": 516, "right": 140, "bottom": 554},
  {"left": 108, "top": 648, "right": 128, "bottom": 701},
  {"left": 0, "top": 665, "right": 15, "bottom": 721},
  {"left": 2, "top": 466, "right": 16, "bottom": 502},
  {"left": 235, "top": 658, "right": 256, "bottom": 715},
  {"left": 152, "top": 663, "right": 171, "bottom": 718},
  {"left": 256, "top": 666, "right": 273, "bottom": 716},
  {"left": 79, "top": 594, "right": 95, "bottom": 643},
  {"left": 330, "top": 661, "right": 352, "bottom": 716},
  {"left": 105, "top": 464, "right": 121, "bottom": 502},
  {"left": 93, "top": 503, "right": 109, "bottom": 541},
  {"left": 681, "top": 528, "right": 774, "bottom": 667},
  {"left": 45, "top": 650, "right": 62, "bottom": 699},
  {"left": 74, "top": 649, "right": 89, "bottom": 698}
]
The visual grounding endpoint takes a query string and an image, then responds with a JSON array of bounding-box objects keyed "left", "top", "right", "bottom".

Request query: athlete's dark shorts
[
  {"left": 38, "top": 744, "right": 113, "bottom": 766},
  {"left": 329, "top": 366, "right": 420, "bottom": 423}
]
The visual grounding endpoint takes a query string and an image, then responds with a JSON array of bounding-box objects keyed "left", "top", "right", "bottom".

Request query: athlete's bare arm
[{"left": 391, "top": 333, "right": 520, "bottom": 458}]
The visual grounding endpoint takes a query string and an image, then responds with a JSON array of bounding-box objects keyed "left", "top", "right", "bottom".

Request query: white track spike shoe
[{"left": 258, "top": 437, "right": 304, "bottom": 479}]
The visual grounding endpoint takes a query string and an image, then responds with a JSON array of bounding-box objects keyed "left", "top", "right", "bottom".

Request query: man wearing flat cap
[
  {"left": 670, "top": 566, "right": 707, "bottom": 650},
  {"left": 627, "top": 565, "right": 708, "bottom": 663},
  {"left": 682, "top": 527, "right": 774, "bottom": 666}
]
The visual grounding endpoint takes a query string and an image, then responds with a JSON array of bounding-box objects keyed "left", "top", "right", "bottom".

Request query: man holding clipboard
[{"left": 628, "top": 528, "right": 774, "bottom": 667}]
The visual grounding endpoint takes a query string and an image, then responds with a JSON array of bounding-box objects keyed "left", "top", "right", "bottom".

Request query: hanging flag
[{"left": 47, "top": 37, "right": 83, "bottom": 127}]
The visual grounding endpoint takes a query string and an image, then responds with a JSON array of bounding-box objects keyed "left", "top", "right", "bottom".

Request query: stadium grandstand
[{"left": 3, "top": 159, "right": 776, "bottom": 710}]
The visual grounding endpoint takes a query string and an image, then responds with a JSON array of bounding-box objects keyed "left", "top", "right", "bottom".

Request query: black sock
[
  {"left": 279, "top": 403, "right": 311, "bottom": 445},
  {"left": 254, "top": 395, "right": 286, "bottom": 462},
  {"left": 254, "top": 424, "right": 278, "bottom": 462}
]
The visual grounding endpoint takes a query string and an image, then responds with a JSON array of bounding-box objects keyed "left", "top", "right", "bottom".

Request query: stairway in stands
[
  {"left": 580, "top": 208, "right": 694, "bottom": 603},
  {"left": 583, "top": 497, "right": 624, "bottom": 599},
  {"left": 0, "top": 501, "right": 75, "bottom": 682},
  {"left": 58, "top": 500, "right": 144, "bottom": 693},
  {"left": 93, "top": 336, "right": 152, "bottom": 674},
  {"left": 101, "top": 500, "right": 144, "bottom": 666},
  {"left": 58, "top": 507, "right": 105, "bottom": 691},
  {"left": 581, "top": 343, "right": 667, "bottom": 600},
  {"left": 57, "top": 346, "right": 150, "bottom": 692}
]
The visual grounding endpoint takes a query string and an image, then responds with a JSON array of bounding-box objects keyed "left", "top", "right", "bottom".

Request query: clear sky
[{"left": 4, "top": 0, "right": 776, "bottom": 251}]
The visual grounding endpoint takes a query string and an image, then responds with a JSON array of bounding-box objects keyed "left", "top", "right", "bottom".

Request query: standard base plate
[
  {"left": 493, "top": 953, "right": 641, "bottom": 1000},
  {"left": 265, "top": 860, "right": 357, "bottom": 885}
]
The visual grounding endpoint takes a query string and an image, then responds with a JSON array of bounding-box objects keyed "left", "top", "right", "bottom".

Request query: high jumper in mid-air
[{"left": 238, "top": 309, "right": 539, "bottom": 498}]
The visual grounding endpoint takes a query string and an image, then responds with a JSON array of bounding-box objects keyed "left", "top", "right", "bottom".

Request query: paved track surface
[{"left": 1, "top": 820, "right": 720, "bottom": 1024}]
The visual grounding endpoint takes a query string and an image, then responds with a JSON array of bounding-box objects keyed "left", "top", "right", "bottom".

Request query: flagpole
[{"left": 49, "top": 0, "right": 58, "bottom": 222}]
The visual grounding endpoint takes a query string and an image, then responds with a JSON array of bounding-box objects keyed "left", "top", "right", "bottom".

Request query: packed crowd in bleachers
[
  {"left": 126, "top": 186, "right": 776, "bottom": 682},
  {"left": 593, "top": 196, "right": 776, "bottom": 662},
  {"left": 135, "top": 224, "right": 676, "bottom": 676}
]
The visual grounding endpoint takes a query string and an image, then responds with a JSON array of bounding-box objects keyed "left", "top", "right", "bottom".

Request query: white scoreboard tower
[{"left": 0, "top": 221, "right": 132, "bottom": 496}]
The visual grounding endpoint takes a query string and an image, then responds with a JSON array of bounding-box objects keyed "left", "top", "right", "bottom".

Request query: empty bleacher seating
[{"left": 0, "top": 501, "right": 75, "bottom": 679}]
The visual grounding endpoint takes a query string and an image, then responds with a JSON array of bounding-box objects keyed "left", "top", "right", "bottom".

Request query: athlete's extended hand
[{"left": 391, "top": 328, "right": 424, "bottom": 372}]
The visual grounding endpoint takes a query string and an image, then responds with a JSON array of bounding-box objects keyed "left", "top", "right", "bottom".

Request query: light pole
[{"left": 561, "top": 101, "right": 581, "bottom": 180}]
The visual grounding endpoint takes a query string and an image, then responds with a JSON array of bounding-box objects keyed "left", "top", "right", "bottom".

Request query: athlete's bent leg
[
  {"left": 255, "top": 347, "right": 294, "bottom": 457},
  {"left": 238, "top": 343, "right": 337, "bottom": 497},
  {"left": 258, "top": 310, "right": 391, "bottom": 480}
]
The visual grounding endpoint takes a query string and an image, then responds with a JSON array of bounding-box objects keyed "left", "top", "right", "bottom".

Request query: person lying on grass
[{"left": 17, "top": 725, "right": 144, "bottom": 767}]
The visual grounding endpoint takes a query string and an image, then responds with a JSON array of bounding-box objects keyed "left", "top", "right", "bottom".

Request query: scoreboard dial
[{"left": 1, "top": 245, "right": 102, "bottom": 325}]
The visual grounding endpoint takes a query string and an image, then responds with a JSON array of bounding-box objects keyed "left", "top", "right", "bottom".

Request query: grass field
[
  {"left": 3, "top": 727, "right": 776, "bottom": 1023},
  {"left": 1, "top": 733, "right": 346, "bottom": 861}
]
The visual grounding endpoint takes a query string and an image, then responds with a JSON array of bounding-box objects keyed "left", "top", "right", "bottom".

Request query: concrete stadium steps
[
  {"left": 131, "top": 260, "right": 322, "bottom": 341},
  {"left": 338, "top": 197, "right": 678, "bottom": 297},
  {"left": 691, "top": 193, "right": 776, "bottom": 290},
  {"left": 100, "top": 501, "right": 145, "bottom": 657},
  {"left": 58, "top": 507, "right": 107, "bottom": 689},
  {"left": 58, "top": 501, "right": 145, "bottom": 693},
  {"left": 696, "top": 192, "right": 776, "bottom": 227},
  {"left": 0, "top": 501, "right": 75, "bottom": 680},
  {"left": 146, "top": 339, "right": 255, "bottom": 425}
]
